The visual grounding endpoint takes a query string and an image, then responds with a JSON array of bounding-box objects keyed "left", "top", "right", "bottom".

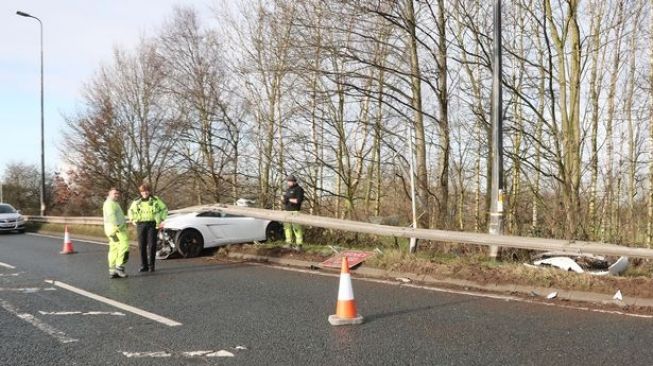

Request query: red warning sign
[{"left": 320, "top": 250, "right": 376, "bottom": 269}]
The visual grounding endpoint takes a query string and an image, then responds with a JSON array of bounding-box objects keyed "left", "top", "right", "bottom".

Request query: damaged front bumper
[{"left": 156, "top": 229, "right": 178, "bottom": 259}]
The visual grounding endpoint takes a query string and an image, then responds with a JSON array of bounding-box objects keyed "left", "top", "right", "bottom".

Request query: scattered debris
[
  {"left": 395, "top": 277, "right": 411, "bottom": 283},
  {"left": 613, "top": 290, "right": 623, "bottom": 301},
  {"left": 374, "top": 247, "right": 383, "bottom": 255},
  {"left": 592, "top": 257, "right": 629, "bottom": 276},
  {"left": 532, "top": 252, "right": 607, "bottom": 266},
  {"left": 533, "top": 257, "right": 584, "bottom": 273},
  {"left": 234, "top": 346, "right": 247, "bottom": 350},
  {"left": 546, "top": 292, "right": 558, "bottom": 300},
  {"left": 529, "top": 291, "right": 539, "bottom": 297},
  {"left": 528, "top": 254, "right": 629, "bottom": 276},
  {"left": 320, "top": 250, "right": 376, "bottom": 269}
]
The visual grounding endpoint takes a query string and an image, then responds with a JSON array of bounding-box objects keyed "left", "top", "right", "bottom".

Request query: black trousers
[{"left": 136, "top": 222, "right": 157, "bottom": 268}]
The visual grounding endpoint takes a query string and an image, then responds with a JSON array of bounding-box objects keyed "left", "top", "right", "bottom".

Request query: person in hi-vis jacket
[
  {"left": 128, "top": 183, "right": 168, "bottom": 273},
  {"left": 103, "top": 187, "right": 129, "bottom": 278}
]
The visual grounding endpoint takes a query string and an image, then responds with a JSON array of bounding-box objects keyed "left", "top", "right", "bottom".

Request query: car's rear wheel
[
  {"left": 265, "top": 222, "right": 284, "bottom": 242},
  {"left": 176, "top": 229, "right": 204, "bottom": 258}
]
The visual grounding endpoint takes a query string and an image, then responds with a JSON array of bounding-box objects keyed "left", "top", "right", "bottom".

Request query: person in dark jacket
[
  {"left": 128, "top": 183, "right": 168, "bottom": 273},
  {"left": 283, "top": 175, "right": 304, "bottom": 248}
]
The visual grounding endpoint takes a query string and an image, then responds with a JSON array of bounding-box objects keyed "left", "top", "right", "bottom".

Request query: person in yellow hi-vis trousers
[
  {"left": 103, "top": 187, "right": 130, "bottom": 278},
  {"left": 282, "top": 175, "right": 305, "bottom": 250}
]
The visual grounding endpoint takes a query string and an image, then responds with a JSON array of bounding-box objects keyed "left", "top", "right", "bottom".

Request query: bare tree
[{"left": 159, "top": 6, "right": 244, "bottom": 203}]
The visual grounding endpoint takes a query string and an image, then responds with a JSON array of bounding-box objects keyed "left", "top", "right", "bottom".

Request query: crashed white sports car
[{"left": 156, "top": 210, "right": 283, "bottom": 259}]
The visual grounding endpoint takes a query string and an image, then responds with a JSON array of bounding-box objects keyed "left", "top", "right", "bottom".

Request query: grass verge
[{"left": 26, "top": 224, "right": 653, "bottom": 299}]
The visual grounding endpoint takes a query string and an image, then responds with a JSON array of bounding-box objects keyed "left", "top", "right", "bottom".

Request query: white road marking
[
  {"left": 39, "top": 311, "right": 82, "bottom": 315},
  {"left": 0, "top": 287, "right": 56, "bottom": 293},
  {"left": 207, "top": 350, "right": 235, "bottom": 357},
  {"left": 0, "top": 261, "right": 16, "bottom": 269},
  {"left": 0, "top": 299, "right": 78, "bottom": 344},
  {"left": 125, "top": 349, "right": 241, "bottom": 359},
  {"left": 182, "top": 351, "right": 213, "bottom": 357},
  {"left": 122, "top": 352, "right": 171, "bottom": 358},
  {"left": 44, "top": 280, "right": 182, "bottom": 327},
  {"left": 84, "top": 311, "right": 126, "bottom": 316},
  {"left": 0, "top": 273, "right": 20, "bottom": 277},
  {"left": 38, "top": 310, "right": 126, "bottom": 316},
  {"left": 27, "top": 233, "right": 107, "bottom": 246},
  {"left": 253, "top": 263, "right": 653, "bottom": 319}
]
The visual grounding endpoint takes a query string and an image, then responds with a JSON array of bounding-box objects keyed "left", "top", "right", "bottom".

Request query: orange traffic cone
[
  {"left": 328, "top": 257, "right": 364, "bottom": 326},
  {"left": 60, "top": 226, "right": 77, "bottom": 254}
]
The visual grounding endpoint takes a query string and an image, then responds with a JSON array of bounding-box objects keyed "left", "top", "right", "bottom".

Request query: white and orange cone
[
  {"left": 60, "top": 225, "right": 76, "bottom": 254},
  {"left": 328, "top": 256, "right": 364, "bottom": 326}
]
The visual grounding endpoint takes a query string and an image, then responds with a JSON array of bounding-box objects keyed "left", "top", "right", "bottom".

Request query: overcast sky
[{"left": 0, "top": 0, "right": 214, "bottom": 178}]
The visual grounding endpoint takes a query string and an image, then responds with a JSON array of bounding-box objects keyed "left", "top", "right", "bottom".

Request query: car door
[
  {"left": 194, "top": 211, "right": 230, "bottom": 247},
  {"left": 218, "top": 213, "right": 261, "bottom": 243}
]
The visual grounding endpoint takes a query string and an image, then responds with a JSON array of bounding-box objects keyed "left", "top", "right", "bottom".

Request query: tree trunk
[
  {"left": 545, "top": 0, "right": 583, "bottom": 239},
  {"left": 404, "top": 0, "right": 430, "bottom": 229}
]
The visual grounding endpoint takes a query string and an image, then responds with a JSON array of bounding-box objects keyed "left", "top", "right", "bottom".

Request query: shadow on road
[
  {"left": 364, "top": 298, "right": 478, "bottom": 323},
  {"left": 141, "top": 262, "right": 249, "bottom": 278}
]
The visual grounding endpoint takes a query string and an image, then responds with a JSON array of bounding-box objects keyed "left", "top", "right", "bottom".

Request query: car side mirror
[{"left": 16, "top": 210, "right": 21, "bottom": 214}]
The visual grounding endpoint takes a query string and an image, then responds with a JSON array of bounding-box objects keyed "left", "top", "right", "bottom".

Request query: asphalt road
[{"left": 1, "top": 232, "right": 652, "bottom": 366}]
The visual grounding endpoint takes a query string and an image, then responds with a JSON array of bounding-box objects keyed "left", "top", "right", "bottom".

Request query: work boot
[
  {"left": 149, "top": 263, "right": 155, "bottom": 272},
  {"left": 139, "top": 266, "right": 149, "bottom": 273},
  {"left": 109, "top": 269, "right": 118, "bottom": 279},
  {"left": 115, "top": 267, "right": 128, "bottom": 278}
]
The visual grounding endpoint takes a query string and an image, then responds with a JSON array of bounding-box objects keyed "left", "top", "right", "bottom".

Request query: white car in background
[
  {"left": 156, "top": 209, "right": 284, "bottom": 259},
  {"left": 0, "top": 204, "right": 25, "bottom": 233}
]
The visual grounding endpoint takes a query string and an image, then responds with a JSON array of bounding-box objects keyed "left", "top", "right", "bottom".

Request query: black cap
[{"left": 286, "top": 175, "right": 297, "bottom": 182}]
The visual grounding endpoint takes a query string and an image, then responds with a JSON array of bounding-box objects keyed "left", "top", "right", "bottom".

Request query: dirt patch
[{"left": 215, "top": 243, "right": 333, "bottom": 263}]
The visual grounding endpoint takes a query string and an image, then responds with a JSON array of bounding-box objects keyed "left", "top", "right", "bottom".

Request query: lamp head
[{"left": 16, "top": 11, "right": 32, "bottom": 17}]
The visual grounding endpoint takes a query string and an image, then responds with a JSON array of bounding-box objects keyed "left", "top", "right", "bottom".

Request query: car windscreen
[
  {"left": 196, "top": 211, "right": 223, "bottom": 218},
  {"left": 196, "top": 211, "right": 243, "bottom": 218},
  {"left": 0, "top": 205, "right": 16, "bottom": 214}
]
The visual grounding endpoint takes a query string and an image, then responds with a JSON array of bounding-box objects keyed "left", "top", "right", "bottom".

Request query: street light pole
[
  {"left": 16, "top": 10, "right": 46, "bottom": 216},
  {"left": 488, "top": 0, "right": 504, "bottom": 258},
  {"left": 407, "top": 126, "right": 418, "bottom": 253}
]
